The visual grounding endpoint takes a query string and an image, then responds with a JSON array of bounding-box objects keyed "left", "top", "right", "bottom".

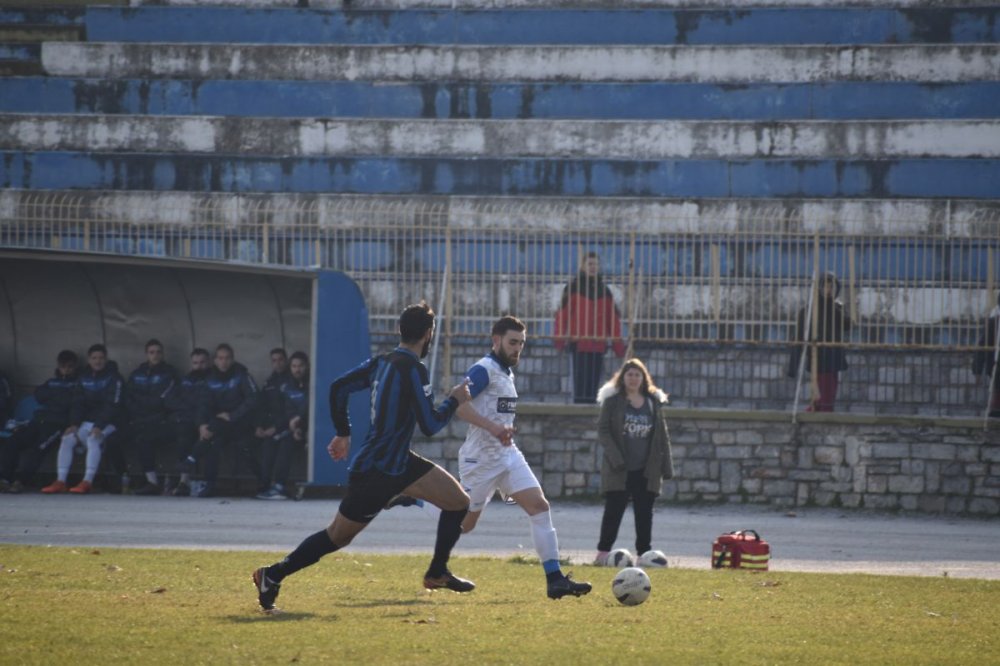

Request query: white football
[
  {"left": 638, "top": 550, "right": 669, "bottom": 569},
  {"left": 612, "top": 567, "right": 651, "bottom": 606},
  {"left": 606, "top": 548, "right": 634, "bottom": 568}
]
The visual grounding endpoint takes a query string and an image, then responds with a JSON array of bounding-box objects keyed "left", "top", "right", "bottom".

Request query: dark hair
[
  {"left": 56, "top": 350, "right": 78, "bottom": 365},
  {"left": 290, "top": 351, "right": 309, "bottom": 365},
  {"left": 87, "top": 343, "right": 107, "bottom": 356},
  {"left": 399, "top": 301, "right": 435, "bottom": 344},
  {"left": 270, "top": 348, "right": 287, "bottom": 359},
  {"left": 492, "top": 315, "right": 526, "bottom": 337},
  {"left": 191, "top": 347, "right": 210, "bottom": 359},
  {"left": 215, "top": 343, "right": 234, "bottom": 357},
  {"left": 145, "top": 338, "right": 163, "bottom": 351}
]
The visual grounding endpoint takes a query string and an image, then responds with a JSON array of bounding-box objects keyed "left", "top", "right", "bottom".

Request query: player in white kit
[{"left": 391, "top": 315, "right": 591, "bottom": 600}]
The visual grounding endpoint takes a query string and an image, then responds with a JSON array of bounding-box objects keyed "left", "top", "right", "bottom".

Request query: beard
[
  {"left": 497, "top": 348, "right": 519, "bottom": 367},
  {"left": 420, "top": 337, "right": 432, "bottom": 359}
]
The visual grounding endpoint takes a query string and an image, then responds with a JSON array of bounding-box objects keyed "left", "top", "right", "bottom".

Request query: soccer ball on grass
[
  {"left": 605, "top": 548, "right": 634, "bottom": 568},
  {"left": 611, "top": 567, "right": 651, "bottom": 606},
  {"left": 637, "top": 550, "right": 668, "bottom": 569}
]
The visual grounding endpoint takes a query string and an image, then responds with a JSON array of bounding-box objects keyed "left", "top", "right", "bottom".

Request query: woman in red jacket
[{"left": 554, "top": 252, "right": 626, "bottom": 403}]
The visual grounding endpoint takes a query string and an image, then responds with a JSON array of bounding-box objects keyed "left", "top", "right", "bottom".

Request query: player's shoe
[
  {"left": 69, "top": 480, "right": 92, "bottom": 494},
  {"left": 133, "top": 482, "right": 160, "bottom": 496},
  {"left": 593, "top": 551, "right": 609, "bottom": 566},
  {"left": 384, "top": 494, "right": 419, "bottom": 510},
  {"left": 171, "top": 481, "right": 190, "bottom": 497},
  {"left": 547, "top": 573, "right": 592, "bottom": 600},
  {"left": 252, "top": 567, "right": 281, "bottom": 612},
  {"left": 41, "top": 480, "right": 68, "bottom": 494},
  {"left": 255, "top": 486, "right": 288, "bottom": 501},
  {"left": 423, "top": 571, "right": 475, "bottom": 593}
]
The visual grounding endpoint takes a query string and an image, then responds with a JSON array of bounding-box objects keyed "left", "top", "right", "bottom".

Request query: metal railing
[{"left": 2, "top": 190, "right": 999, "bottom": 417}]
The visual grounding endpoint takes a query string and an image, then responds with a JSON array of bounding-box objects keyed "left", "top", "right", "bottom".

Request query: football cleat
[
  {"left": 547, "top": 573, "right": 592, "bottom": 600},
  {"left": 41, "top": 479, "right": 68, "bottom": 494},
  {"left": 423, "top": 571, "right": 475, "bottom": 593},
  {"left": 252, "top": 567, "right": 281, "bottom": 612},
  {"left": 68, "top": 480, "right": 92, "bottom": 494}
]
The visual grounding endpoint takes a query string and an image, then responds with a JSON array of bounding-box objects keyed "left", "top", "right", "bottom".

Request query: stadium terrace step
[
  {"left": 3, "top": 189, "right": 996, "bottom": 236},
  {"left": 2, "top": 151, "right": 998, "bottom": 198},
  {"left": 5, "top": 78, "right": 999, "bottom": 121},
  {"left": 80, "top": 6, "right": 1000, "bottom": 45},
  {"left": 0, "top": 25, "right": 81, "bottom": 42},
  {"left": 40, "top": 43, "right": 1000, "bottom": 82},
  {"left": 0, "top": 0, "right": 124, "bottom": 6},
  {"left": 4, "top": 115, "right": 1000, "bottom": 159},
  {"left": 115, "top": 0, "right": 1000, "bottom": 9}
]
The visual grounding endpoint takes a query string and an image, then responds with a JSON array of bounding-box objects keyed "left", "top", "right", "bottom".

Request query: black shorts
[{"left": 338, "top": 451, "right": 435, "bottom": 523}]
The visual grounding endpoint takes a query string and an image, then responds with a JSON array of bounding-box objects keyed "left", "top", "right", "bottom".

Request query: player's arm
[
  {"left": 456, "top": 365, "right": 513, "bottom": 445},
  {"left": 410, "top": 365, "right": 467, "bottom": 436},
  {"left": 327, "top": 356, "right": 378, "bottom": 437}
]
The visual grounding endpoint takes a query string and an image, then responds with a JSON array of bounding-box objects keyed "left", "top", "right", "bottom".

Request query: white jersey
[{"left": 460, "top": 353, "right": 518, "bottom": 460}]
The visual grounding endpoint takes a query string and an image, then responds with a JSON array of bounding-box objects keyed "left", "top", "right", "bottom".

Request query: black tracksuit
[
  {"left": 0, "top": 370, "right": 81, "bottom": 484},
  {"left": 126, "top": 361, "right": 178, "bottom": 474},
  {"left": 192, "top": 363, "right": 258, "bottom": 485}
]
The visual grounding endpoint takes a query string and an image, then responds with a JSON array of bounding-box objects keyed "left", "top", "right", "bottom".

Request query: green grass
[{"left": 1, "top": 546, "right": 998, "bottom": 665}]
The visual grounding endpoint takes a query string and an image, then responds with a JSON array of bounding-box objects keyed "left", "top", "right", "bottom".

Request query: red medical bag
[{"left": 711, "top": 530, "right": 770, "bottom": 570}]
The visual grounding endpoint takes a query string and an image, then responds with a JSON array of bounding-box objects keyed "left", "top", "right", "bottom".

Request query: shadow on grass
[{"left": 224, "top": 611, "right": 324, "bottom": 623}]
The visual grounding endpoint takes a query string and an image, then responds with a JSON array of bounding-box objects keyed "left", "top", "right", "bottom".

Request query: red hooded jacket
[{"left": 554, "top": 273, "right": 626, "bottom": 357}]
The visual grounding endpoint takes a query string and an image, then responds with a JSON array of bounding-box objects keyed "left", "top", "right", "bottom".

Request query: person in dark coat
[
  {"left": 0, "top": 350, "right": 80, "bottom": 493},
  {"left": 125, "top": 339, "right": 177, "bottom": 495},
  {"left": 42, "top": 344, "right": 124, "bottom": 494},
  {"left": 594, "top": 357, "right": 673, "bottom": 565},
  {"left": 165, "top": 348, "right": 211, "bottom": 496},
  {"left": 972, "top": 292, "right": 1000, "bottom": 417},
  {"left": 184, "top": 343, "right": 257, "bottom": 498},
  {"left": 255, "top": 351, "right": 309, "bottom": 501},
  {"left": 787, "top": 271, "right": 852, "bottom": 412}
]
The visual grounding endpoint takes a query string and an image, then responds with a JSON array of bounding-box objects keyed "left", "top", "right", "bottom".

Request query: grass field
[{"left": 1, "top": 545, "right": 998, "bottom": 665}]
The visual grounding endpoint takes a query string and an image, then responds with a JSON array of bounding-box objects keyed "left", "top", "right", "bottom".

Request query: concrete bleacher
[
  {"left": 0, "top": 3, "right": 996, "bottom": 201},
  {"left": 0, "top": 0, "right": 998, "bottom": 409}
]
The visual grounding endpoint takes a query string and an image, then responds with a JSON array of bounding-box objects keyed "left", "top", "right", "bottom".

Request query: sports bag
[{"left": 711, "top": 530, "right": 770, "bottom": 570}]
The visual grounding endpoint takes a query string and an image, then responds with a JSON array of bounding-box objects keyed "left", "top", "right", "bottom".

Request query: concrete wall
[{"left": 412, "top": 404, "right": 1000, "bottom": 516}]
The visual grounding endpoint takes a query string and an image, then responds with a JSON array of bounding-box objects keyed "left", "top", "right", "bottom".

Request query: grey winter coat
[{"left": 597, "top": 385, "right": 674, "bottom": 496}]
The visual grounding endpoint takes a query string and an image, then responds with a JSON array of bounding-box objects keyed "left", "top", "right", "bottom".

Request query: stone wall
[
  {"left": 411, "top": 404, "right": 1000, "bottom": 516},
  {"left": 442, "top": 342, "right": 985, "bottom": 418}
]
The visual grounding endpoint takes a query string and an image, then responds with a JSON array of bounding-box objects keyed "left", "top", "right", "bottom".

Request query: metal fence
[{"left": 2, "top": 190, "right": 1000, "bottom": 417}]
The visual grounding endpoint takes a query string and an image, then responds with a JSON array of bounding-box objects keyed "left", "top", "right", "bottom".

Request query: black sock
[
  {"left": 268, "top": 530, "right": 339, "bottom": 582},
  {"left": 426, "top": 508, "right": 467, "bottom": 578}
]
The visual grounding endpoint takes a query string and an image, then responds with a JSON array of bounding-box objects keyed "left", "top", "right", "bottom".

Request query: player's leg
[
  {"left": 43, "top": 427, "right": 81, "bottom": 492},
  {"left": 251, "top": 469, "right": 386, "bottom": 612},
  {"left": 507, "top": 456, "right": 591, "bottom": 599},
  {"left": 402, "top": 458, "right": 475, "bottom": 592}
]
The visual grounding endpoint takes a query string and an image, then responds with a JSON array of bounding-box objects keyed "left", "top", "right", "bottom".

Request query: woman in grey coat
[{"left": 594, "top": 358, "right": 673, "bottom": 565}]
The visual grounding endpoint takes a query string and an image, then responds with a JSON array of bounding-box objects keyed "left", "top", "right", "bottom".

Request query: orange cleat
[
  {"left": 41, "top": 480, "right": 68, "bottom": 494},
  {"left": 69, "top": 480, "right": 92, "bottom": 494}
]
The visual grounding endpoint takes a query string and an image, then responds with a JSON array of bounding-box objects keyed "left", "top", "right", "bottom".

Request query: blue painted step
[
  {"left": 2, "top": 151, "right": 998, "bottom": 198},
  {"left": 3, "top": 78, "right": 998, "bottom": 120},
  {"left": 82, "top": 6, "right": 1000, "bottom": 45}
]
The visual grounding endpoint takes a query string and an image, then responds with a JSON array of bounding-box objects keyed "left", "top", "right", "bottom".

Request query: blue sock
[{"left": 543, "top": 559, "right": 562, "bottom": 581}]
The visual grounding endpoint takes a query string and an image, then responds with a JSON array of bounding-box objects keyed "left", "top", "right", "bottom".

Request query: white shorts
[{"left": 459, "top": 446, "right": 541, "bottom": 513}]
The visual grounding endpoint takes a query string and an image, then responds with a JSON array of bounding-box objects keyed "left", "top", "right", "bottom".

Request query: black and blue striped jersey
[{"left": 329, "top": 347, "right": 458, "bottom": 475}]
